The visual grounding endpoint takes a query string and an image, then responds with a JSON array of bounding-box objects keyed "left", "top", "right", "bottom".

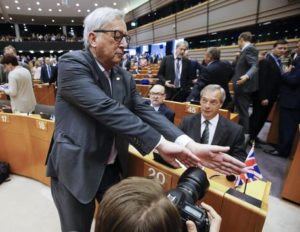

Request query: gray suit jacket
[
  {"left": 179, "top": 113, "right": 246, "bottom": 162},
  {"left": 46, "top": 50, "right": 183, "bottom": 203},
  {"left": 232, "top": 44, "right": 259, "bottom": 93}
]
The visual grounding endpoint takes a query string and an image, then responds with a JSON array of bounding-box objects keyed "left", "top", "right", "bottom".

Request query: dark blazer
[
  {"left": 187, "top": 60, "right": 233, "bottom": 107},
  {"left": 179, "top": 113, "right": 246, "bottom": 162},
  {"left": 40, "top": 64, "right": 56, "bottom": 83},
  {"left": 145, "top": 100, "right": 175, "bottom": 123},
  {"left": 256, "top": 54, "right": 282, "bottom": 102},
  {"left": 46, "top": 50, "right": 183, "bottom": 203},
  {"left": 158, "top": 55, "right": 191, "bottom": 90},
  {"left": 279, "top": 62, "right": 300, "bottom": 109},
  {"left": 120, "top": 59, "right": 131, "bottom": 71},
  {"left": 232, "top": 44, "right": 259, "bottom": 93}
]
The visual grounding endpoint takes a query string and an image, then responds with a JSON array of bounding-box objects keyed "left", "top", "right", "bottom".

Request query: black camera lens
[{"left": 177, "top": 167, "right": 209, "bottom": 203}]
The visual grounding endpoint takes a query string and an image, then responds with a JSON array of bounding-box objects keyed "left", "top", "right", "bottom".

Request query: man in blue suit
[
  {"left": 46, "top": 7, "right": 245, "bottom": 232},
  {"left": 146, "top": 84, "right": 175, "bottom": 123}
]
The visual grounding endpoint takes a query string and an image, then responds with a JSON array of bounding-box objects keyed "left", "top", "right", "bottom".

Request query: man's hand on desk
[
  {"left": 186, "top": 141, "right": 246, "bottom": 175},
  {"left": 156, "top": 139, "right": 201, "bottom": 168}
]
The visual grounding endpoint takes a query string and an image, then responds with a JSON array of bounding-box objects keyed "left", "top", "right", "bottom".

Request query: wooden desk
[
  {"left": 0, "top": 113, "right": 52, "bottom": 185},
  {"left": 128, "top": 146, "right": 270, "bottom": 232},
  {"left": 281, "top": 125, "right": 300, "bottom": 204},
  {"left": 0, "top": 92, "right": 7, "bottom": 100},
  {"left": 136, "top": 84, "right": 152, "bottom": 97},
  {"left": 34, "top": 84, "right": 56, "bottom": 106}
]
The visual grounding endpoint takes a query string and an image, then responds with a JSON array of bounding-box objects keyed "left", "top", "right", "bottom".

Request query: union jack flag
[{"left": 235, "top": 144, "right": 263, "bottom": 186}]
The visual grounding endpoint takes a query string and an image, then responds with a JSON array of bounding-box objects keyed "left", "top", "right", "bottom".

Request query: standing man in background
[
  {"left": 46, "top": 7, "right": 245, "bottom": 232},
  {"left": 158, "top": 41, "right": 192, "bottom": 101},
  {"left": 232, "top": 32, "right": 259, "bottom": 134}
]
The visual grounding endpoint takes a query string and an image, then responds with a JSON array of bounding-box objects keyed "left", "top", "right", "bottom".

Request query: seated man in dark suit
[
  {"left": 145, "top": 84, "right": 175, "bottom": 123},
  {"left": 179, "top": 84, "right": 246, "bottom": 162}
]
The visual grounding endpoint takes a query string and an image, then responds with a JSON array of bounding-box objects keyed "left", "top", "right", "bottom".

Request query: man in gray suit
[
  {"left": 46, "top": 7, "right": 245, "bottom": 232},
  {"left": 232, "top": 32, "right": 259, "bottom": 134}
]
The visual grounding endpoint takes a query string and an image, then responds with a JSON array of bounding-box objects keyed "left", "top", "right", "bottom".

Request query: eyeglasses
[
  {"left": 93, "top": 29, "right": 131, "bottom": 44},
  {"left": 149, "top": 92, "right": 165, "bottom": 97}
]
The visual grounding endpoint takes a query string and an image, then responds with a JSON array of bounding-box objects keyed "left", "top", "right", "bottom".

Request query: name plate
[
  {"left": 0, "top": 115, "right": 10, "bottom": 123},
  {"left": 36, "top": 120, "right": 48, "bottom": 131},
  {"left": 143, "top": 163, "right": 172, "bottom": 190},
  {"left": 185, "top": 104, "right": 200, "bottom": 114}
]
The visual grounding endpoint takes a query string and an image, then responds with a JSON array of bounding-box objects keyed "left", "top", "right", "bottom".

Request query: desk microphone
[{"left": 226, "top": 175, "right": 236, "bottom": 182}]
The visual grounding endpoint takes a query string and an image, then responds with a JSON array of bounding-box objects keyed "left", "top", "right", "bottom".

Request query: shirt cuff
[
  {"left": 175, "top": 134, "right": 193, "bottom": 147},
  {"left": 154, "top": 135, "right": 165, "bottom": 150}
]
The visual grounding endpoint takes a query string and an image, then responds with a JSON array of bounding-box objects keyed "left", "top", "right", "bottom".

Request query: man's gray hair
[
  {"left": 200, "top": 84, "right": 226, "bottom": 104},
  {"left": 176, "top": 40, "right": 189, "bottom": 49},
  {"left": 83, "top": 7, "right": 124, "bottom": 49},
  {"left": 206, "top": 47, "right": 220, "bottom": 61}
]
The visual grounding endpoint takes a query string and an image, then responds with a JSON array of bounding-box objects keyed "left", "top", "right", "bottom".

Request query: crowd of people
[
  {"left": 0, "top": 5, "right": 299, "bottom": 232},
  {"left": 0, "top": 33, "right": 82, "bottom": 42}
]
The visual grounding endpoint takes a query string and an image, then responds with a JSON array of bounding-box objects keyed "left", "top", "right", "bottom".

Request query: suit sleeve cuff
[{"left": 175, "top": 134, "right": 193, "bottom": 147}]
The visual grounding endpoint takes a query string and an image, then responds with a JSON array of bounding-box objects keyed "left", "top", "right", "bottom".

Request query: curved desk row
[{"left": 0, "top": 113, "right": 269, "bottom": 232}]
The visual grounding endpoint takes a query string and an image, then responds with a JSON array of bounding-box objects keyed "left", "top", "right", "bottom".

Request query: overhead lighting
[
  {"left": 124, "top": 8, "right": 128, "bottom": 13},
  {"left": 36, "top": 1, "right": 40, "bottom": 5},
  {"left": 38, "top": 8, "right": 42, "bottom": 11},
  {"left": 50, "top": 50, "right": 54, "bottom": 53},
  {"left": 76, "top": 3, "right": 80, "bottom": 7},
  {"left": 263, "top": 21, "right": 271, "bottom": 25},
  {"left": 87, "top": 9, "right": 90, "bottom": 12},
  {"left": 40, "top": 50, "right": 44, "bottom": 54},
  {"left": 31, "top": 18, "right": 35, "bottom": 22},
  {"left": 9, "top": 17, "right": 13, "bottom": 20},
  {"left": 57, "top": 3, "right": 61, "bottom": 6},
  {"left": 113, "top": 2, "right": 117, "bottom": 6},
  {"left": 19, "top": 50, "right": 23, "bottom": 53},
  {"left": 24, "top": 28, "right": 28, "bottom": 32},
  {"left": 94, "top": 3, "right": 98, "bottom": 7},
  {"left": 58, "top": 9, "right": 62, "bottom": 12},
  {"left": 17, "top": 7, "right": 21, "bottom": 10},
  {"left": 77, "top": 9, "right": 81, "bottom": 12},
  {"left": 15, "top": 0, "right": 19, "bottom": 3},
  {"left": 5, "top": 6, "right": 9, "bottom": 9},
  {"left": 1, "top": 17, "right": 4, "bottom": 20},
  {"left": 28, "top": 7, "right": 32, "bottom": 11},
  {"left": 30, "top": 50, "right": 34, "bottom": 54},
  {"left": 49, "top": 9, "right": 52, "bottom": 12},
  {"left": 52, "top": 19, "right": 55, "bottom": 22},
  {"left": 58, "top": 50, "right": 64, "bottom": 53},
  {"left": 71, "top": 19, "right": 74, "bottom": 23},
  {"left": 44, "top": 24, "right": 47, "bottom": 27}
]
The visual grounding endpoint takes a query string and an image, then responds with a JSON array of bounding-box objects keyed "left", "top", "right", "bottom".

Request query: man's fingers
[
  {"left": 210, "top": 145, "right": 230, "bottom": 153},
  {"left": 222, "top": 153, "right": 246, "bottom": 168}
]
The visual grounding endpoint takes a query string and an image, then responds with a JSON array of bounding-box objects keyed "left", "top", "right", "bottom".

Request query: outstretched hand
[
  {"left": 156, "top": 139, "right": 201, "bottom": 168},
  {"left": 186, "top": 141, "right": 246, "bottom": 175}
]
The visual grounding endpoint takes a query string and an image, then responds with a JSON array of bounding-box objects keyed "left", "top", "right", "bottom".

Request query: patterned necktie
[
  {"left": 47, "top": 65, "right": 51, "bottom": 78},
  {"left": 174, "top": 58, "right": 181, "bottom": 88},
  {"left": 200, "top": 120, "right": 210, "bottom": 144}
]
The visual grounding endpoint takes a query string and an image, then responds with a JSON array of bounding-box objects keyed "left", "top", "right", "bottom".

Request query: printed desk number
[
  {"left": 185, "top": 104, "right": 199, "bottom": 114},
  {"left": 144, "top": 163, "right": 172, "bottom": 190},
  {"left": 0, "top": 115, "right": 10, "bottom": 123},
  {"left": 36, "top": 120, "right": 48, "bottom": 131}
]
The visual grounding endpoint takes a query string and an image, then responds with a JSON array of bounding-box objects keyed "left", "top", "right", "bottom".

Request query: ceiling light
[
  {"left": 58, "top": 9, "right": 62, "bottom": 12},
  {"left": 24, "top": 28, "right": 28, "bottom": 32},
  {"left": 50, "top": 50, "right": 54, "bottom": 53},
  {"left": 77, "top": 9, "right": 81, "bottom": 12},
  {"left": 113, "top": 2, "right": 117, "bottom": 6},
  {"left": 44, "top": 25, "right": 47, "bottom": 27},
  {"left": 38, "top": 8, "right": 42, "bottom": 11},
  {"left": 124, "top": 8, "right": 128, "bottom": 13},
  {"left": 87, "top": 9, "right": 90, "bottom": 12},
  {"left": 9, "top": 17, "right": 13, "bottom": 20},
  {"left": 15, "top": 0, "right": 19, "bottom": 3},
  {"left": 19, "top": 50, "right": 23, "bottom": 53},
  {"left": 58, "top": 50, "right": 63, "bottom": 53},
  {"left": 76, "top": 3, "right": 80, "bottom": 7},
  {"left": 40, "top": 50, "right": 44, "bottom": 54},
  {"left": 28, "top": 7, "right": 32, "bottom": 11},
  {"left": 36, "top": 2, "right": 40, "bottom": 5},
  {"left": 52, "top": 19, "right": 55, "bottom": 22},
  {"left": 30, "top": 50, "right": 34, "bottom": 54},
  {"left": 71, "top": 19, "right": 74, "bottom": 23},
  {"left": 5, "top": 6, "right": 9, "bottom": 9},
  {"left": 17, "top": 7, "right": 21, "bottom": 10},
  {"left": 94, "top": 3, "right": 98, "bottom": 7},
  {"left": 31, "top": 18, "right": 35, "bottom": 22},
  {"left": 49, "top": 9, "right": 52, "bottom": 12},
  {"left": 57, "top": 3, "right": 61, "bottom": 6},
  {"left": 1, "top": 17, "right": 4, "bottom": 20}
]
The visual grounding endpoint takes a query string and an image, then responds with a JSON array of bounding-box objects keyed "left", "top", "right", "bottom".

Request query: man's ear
[{"left": 88, "top": 32, "right": 97, "bottom": 47}]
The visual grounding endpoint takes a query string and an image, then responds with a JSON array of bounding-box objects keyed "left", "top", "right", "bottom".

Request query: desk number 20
[{"left": 148, "top": 167, "right": 166, "bottom": 185}]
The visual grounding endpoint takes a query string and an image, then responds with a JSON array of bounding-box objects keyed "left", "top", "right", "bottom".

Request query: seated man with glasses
[
  {"left": 145, "top": 84, "right": 175, "bottom": 123},
  {"left": 179, "top": 85, "right": 247, "bottom": 162}
]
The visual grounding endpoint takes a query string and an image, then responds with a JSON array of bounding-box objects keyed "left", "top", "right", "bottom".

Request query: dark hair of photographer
[{"left": 95, "top": 177, "right": 182, "bottom": 232}]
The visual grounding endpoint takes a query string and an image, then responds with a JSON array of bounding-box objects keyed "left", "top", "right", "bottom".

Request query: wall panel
[
  {"left": 136, "top": 23, "right": 154, "bottom": 45},
  {"left": 153, "top": 15, "right": 176, "bottom": 43}
]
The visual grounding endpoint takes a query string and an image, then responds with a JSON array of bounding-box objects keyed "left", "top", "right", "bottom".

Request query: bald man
[{"left": 145, "top": 84, "right": 175, "bottom": 123}]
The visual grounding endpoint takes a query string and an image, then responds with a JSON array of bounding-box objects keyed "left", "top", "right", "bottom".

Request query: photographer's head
[{"left": 95, "top": 177, "right": 182, "bottom": 232}]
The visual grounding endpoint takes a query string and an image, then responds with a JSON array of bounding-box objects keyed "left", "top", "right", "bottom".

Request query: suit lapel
[
  {"left": 111, "top": 67, "right": 124, "bottom": 102},
  {"left": 212, "top": 116, "right": 225, "bottom": 145},
  {"left": 193, "top": 114, "right": 202, "bottom": 143}
]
